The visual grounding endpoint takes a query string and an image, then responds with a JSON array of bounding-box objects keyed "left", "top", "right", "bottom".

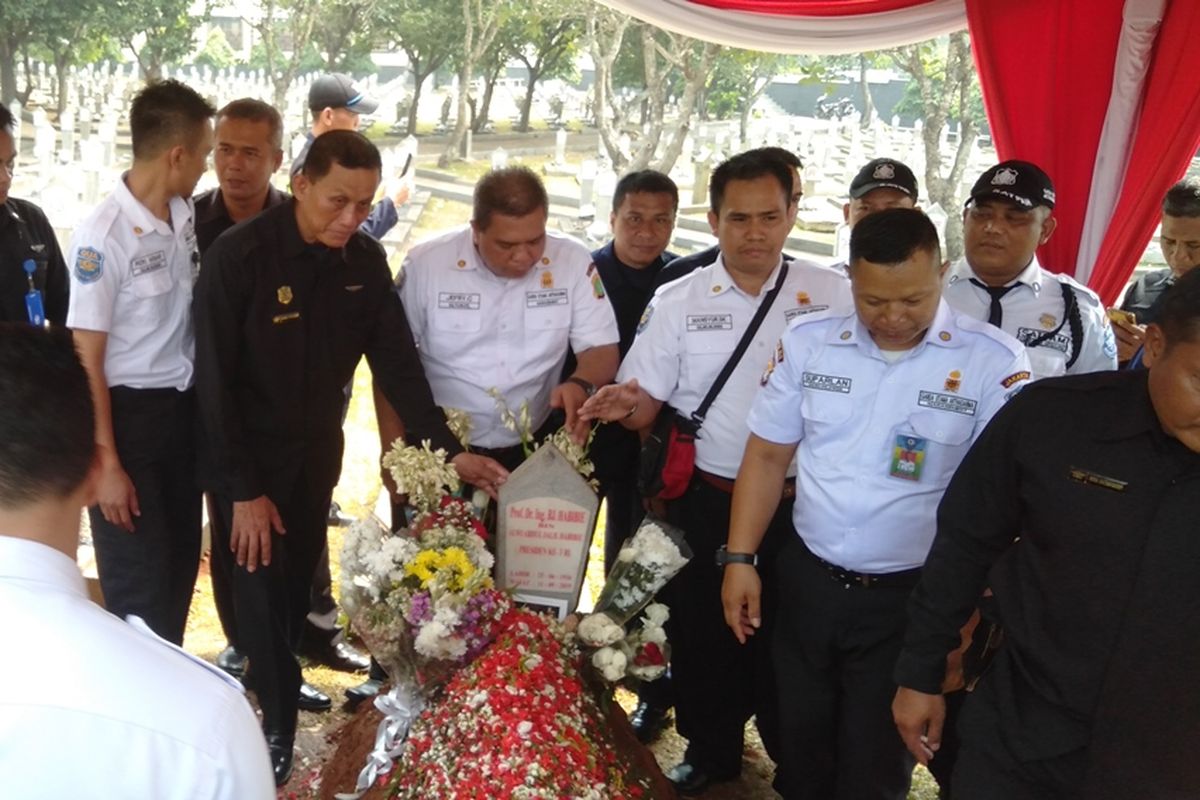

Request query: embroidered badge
[
  {"left": 277, "top": 285, "right": 293, "bottom": 305},
  {"left": 591, "top": 273, "right": 606, "bottom": 299},
  {"left": 944, "top": 370, "right": 962, "bottom": 393},
  {"left": 273, "top": 311, "right": 301, "bottom": 324},
  {"left": 873, "top": 163, "right": 896, "bottom": 180},
  {"left": 785, "top": 305, "right": 828, "bottom": 322},
  {"left": 802, "top": 372, "right": 852, "bottom": 393},
  {"left": 74, "top": 247, "right": 104, "bottom": 284},
  {"left": 1067, "top": 467, "right": 1128, "bottom": 492},
  {"left": 526, "top": 289, "right": 569, "bottom": 308},
  {"left": 586, "top": 262, "right": 597, "bottom": 277},
  {"left": 917, "top": 390, "right": 978, "bottom": 416},
  {"left": 776, "top": 339, "right": 785, "bottom": 364},
  {"left": 541, "top": 271, "right": 554, "bottom": 289},
  {"left": 1000, "top": 371, "right": 1030, "bottom": 388},
  {"left": 760, "top": 355, "right": 776, "bottom": 387},
  {"left": 1040, "top": 313, "right": 1057, "bottom": 330},
  {"left": 686, "top": 314, "right": 733, "bottom": 332},
  {"left": 130, "top": 250, "right": 167, "bottom": 277},
  {"left": 796, "top": 291, "right": 811, "bottom": 306},
  {"left": 636, "top": 303, "right": 655, "bottom": 334},
  {"left": 438, "top": 292, "right": 481, "bottom": 310},
  {"left": 889, "top": 435, "right": 927, "bottom": 481},
  {"left": 992, "top": 167, "right": 1019, "bottom": 186}
]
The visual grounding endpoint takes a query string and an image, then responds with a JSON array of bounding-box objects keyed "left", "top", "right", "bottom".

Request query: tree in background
[
  {"left": 889, "top": 32, "right": 983, "bottom": 260},
  {"left": 250, "top": 0, "right": 320, "bottom": 109},
  {"left": 377, "top": 0, "right": 459, "bottom": 136},
  {"left": 439, "top": 0, "right": 505, "bottom": 166},
  {"left": 510, "top": 0, "right": 585, "bottom": 132},
  {"left": 314, "top": 0, "right": 381, "bottom": 73},
  {"left": 704, "top": 49, "right": 792, "bottom": 141},
  {"left": 105, "top": 0, "right": 209, "bottom": 82}
]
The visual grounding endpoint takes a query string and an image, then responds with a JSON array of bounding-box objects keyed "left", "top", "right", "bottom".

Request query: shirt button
[
  {"left": 936, "top": 430, "right": 945, "bottom": 438},
  {"left": 849, "top": 528, "right": 857, "bottom": 535}
]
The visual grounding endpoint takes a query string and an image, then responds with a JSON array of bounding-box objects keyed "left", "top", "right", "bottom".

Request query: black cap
[
  {"left": 849, "top": 158, "right": 919, "bottom": 201},
  {"left": 968, "top": 160, "right": 1056, "bottom": 210},
  {"left": 308, "top": 73, "right": 379, "bottom": 114}
]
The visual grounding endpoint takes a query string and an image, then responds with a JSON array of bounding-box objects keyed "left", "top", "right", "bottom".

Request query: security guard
[
  {"left": 652, "top": 146, "right": 803, "bottom": 291},
  {"left": 944, "top": 160, "right": 1116, "bottom": 379},
  {"left": 193, "top": 130, "right": 506, "bottom": 785},
  {"left": 67, "top": 80, "right": 215, "bottom": 645},
  {"left": 893, "top": 268, "right": 1200, "bottom": 800},
  {"left": 828, "top": 157, "right": 920, "bottom": 274},
  {"left": 722, "top": 208, "right": 1030, "bottom": 800},
  {"left": 377, "top": 165, "right": 619, "bottom": 471},
  {"left": 581, "top": 150, "right": 851, "bottom": 796},
  {"left": 0, "top": 105, "right": 68, "bottom": 325}
]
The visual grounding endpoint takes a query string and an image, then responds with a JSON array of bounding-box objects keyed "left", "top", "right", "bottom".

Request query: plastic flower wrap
[{"left": 592, "top": 517, "right": 691, "bottom": 625}]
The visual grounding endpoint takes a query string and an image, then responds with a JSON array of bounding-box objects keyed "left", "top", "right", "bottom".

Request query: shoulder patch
[
  {"left": 1102, "top": 320, "right": 1117, "bottom": 359},
  {"left": 1001, "top": 370, "right": 1031, "bottom": 388},
  {"left": 636, "top": 301, "right": 655, "bottom": 334},
  {"left": 74, "top": 247, "right": 105, "bottom": 284},
  {"left": 591, "top": 271, "right": 606, "bottom": 299}
]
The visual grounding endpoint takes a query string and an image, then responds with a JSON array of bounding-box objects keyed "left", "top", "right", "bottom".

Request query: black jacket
[{"left": 0, "top": 197, "right": 68, "bottom": 324}]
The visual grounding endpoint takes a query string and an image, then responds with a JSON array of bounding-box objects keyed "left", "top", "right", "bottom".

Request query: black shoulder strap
[
  {"left": 692, "top": 262, "right": 790, "bottom": 426},
  {"left": 1021, "top": 282, "right": 1082, "bottom": 368}
]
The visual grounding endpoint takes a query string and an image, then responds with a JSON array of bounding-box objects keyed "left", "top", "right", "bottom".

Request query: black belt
[{"left": 801, "top": 541, "right": 922, "bottom": 589}]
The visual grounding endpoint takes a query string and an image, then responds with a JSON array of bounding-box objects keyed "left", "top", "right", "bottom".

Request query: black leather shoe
[
  {"left": 298, "top": 682, "right": 332, "bottom": 712},
  {"left": 265, "top": 733, "right": 294, "bottom": 786},
  {"left": 628, "top": 701, "right": 671, "bottom": 744},
  {"left": 666, "top": 762, "right": 736, "bottom": 797},
  {"left": 215, "top": 645, "right": 247, "bottom": 679},
  {"left": 305, "top": 640, "right": 371, "bottom": 673},
  {"left": 344, "top": 677, "right": 384, "bottom": 711},
  {"left": 327, "top": 501, "right": 355, "bottom": 527}
]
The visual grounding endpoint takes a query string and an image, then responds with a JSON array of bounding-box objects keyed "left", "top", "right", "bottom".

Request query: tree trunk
[
  {"left": 441, "top": 62, "right": 472, "bottom": 167},
  {"left": 654, "top": 42, "right": 717, "bottom": 175},
  {"left": 54, "top": 52, "right": 69, "bottom": 116},
  {"left": 472, "top": 66, "right": 500, "bottom": 134},
  {"left": 407, "top": 68, "right": 428, "bottom": 136},
  {"left": 739, "top": 74, "right": 772, "bottom": 142},
  {"left": 518, "top": 64, "right": 541, "bottom": 132},
  {"left": 858, "top": 54, "right": 876, "bottom": 130},
  {"left": 0, "top": 36, "right": 18, "bottom": 107}
]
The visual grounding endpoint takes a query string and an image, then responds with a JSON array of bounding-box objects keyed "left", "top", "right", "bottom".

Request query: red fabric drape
[
  {"left": 966, "top": 0, "right": 1126, "bottom": 277},
  {"left": 688, "top": 0, "right": 941, "bottom": 15},
  {"left": 1088, "top": 1, "right": 1200, "bottom": 305}
]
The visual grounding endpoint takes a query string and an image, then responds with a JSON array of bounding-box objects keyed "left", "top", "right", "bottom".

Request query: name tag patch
[
  {"left": 131, "top": 250, "right": 168, "bottom": 277},
  {"left": 1017, "top": 327, "right": 1070, "bottom": 354},
  {"left": 889, "top": 435, "right": 927, "bottom": 481},
  {"left": 1068, "top": 467, "right": 1127, "bottom": 492},
  {"left": 438, "top": 291, "right": 481, "bottom": 310},
  {"left": 525, "top": 288, "right": 569, "bottom": 308},
  {"left": 785, "top": 305, "right": 829, "bottom": 322},
  {"left": 687, "top": 314, "right": 733, "bottom": 332},
  {"left": 917, "top": 390, "right": 978, "bottom": 416},
  {"left": 802, "top": 372, "right": 852, "bottom": 393}
]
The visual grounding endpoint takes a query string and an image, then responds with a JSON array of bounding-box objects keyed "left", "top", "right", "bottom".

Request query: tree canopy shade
[{"left": 598, "top": 0, "right": 1200, "bottom": 304}]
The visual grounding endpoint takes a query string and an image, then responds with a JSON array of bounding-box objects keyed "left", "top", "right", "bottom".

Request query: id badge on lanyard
[{"left": 23, "top": 258, "right": 45, "bottom": 326}]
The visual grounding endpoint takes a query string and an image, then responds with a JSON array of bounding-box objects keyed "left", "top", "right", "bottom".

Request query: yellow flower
[
  {"left": 440, "top": 546, "right": 476, "bottom": 591},
  {"left": 405, "top": 549, "right": 441, "bottom": 585}
]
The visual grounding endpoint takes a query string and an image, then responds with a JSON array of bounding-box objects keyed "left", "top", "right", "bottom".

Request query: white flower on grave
[
  {"left": 591, "top": 646, "right": 627, "bottom": 683},
  {"left": 642, "top": 603, "right": 669, "bottom": 627},
  {"left": 443, "top": 407, "right": 473, "bottom": 449},
  {"left": 381, "top": 437, "right": 461, "bottom": 514},
  {"left": 414, "top": 620, "right": 468, "bottom": 660},
  {"left": 577, "top": 612, "right": 625, "bottom": 647},
  {"left": 641, "top": 624, "right": 667, "bottom": 646},
  {"left": 516, "top": 720, "right": 533, "bottom": 738}
]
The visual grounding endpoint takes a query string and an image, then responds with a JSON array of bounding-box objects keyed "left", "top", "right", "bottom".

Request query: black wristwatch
[
  {"left": 715, "top": 544, "right": 757, "bottom": 568},
  {"left": 565, "top": 376, "right": 596, "bottom": 397}
]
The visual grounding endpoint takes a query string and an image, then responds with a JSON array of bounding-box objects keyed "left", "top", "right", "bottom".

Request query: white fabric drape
[
  {"left": 1074, "top": 0, "right": 1166, "bottom": 285},
  {"left": 594, "top": 0, "right": 967, "bottom": 54}
]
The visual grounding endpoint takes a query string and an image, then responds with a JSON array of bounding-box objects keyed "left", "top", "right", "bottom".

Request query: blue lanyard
[{"left": 23, "top": 258, "right": 45, "bottom": 326}]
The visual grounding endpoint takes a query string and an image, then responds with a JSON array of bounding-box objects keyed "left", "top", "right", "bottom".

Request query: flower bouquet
[{"left": 576, "top": 517, "right": 690, "bottom": 688}]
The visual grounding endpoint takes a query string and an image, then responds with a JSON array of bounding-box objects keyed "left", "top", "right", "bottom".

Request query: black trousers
[
  {"left": 661, "top": 479, "right": 788, "bottom": 778},
  {"left": 209, "top": 468, "right": 333, "bottom": 738},
  {"left": 951, "top": 671, "right": 1087, "bottom": 800},
  {"left": 771, "top": 537, "right": 915, "bottom": 800},
  {"left": 90, "top": 386, "right": 201, "bottom": 645}
]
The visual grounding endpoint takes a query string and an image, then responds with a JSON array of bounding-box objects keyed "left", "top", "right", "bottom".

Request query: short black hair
[
  {"left": 709, "top": 150, "right": 794, "bottom": 215},
  {"left": 473, "top": 166, "right": 548, "bottom": 230},
  {"left": 613, "top": 170, "right": 679, "bottom": 214},
  {"left": 1155, "top": 267, "right": 1200, "bottom": 348},
  {"left": 1163, "top": 178, "right": 1200, "bottom": 219},
  {"left": 0, "top": 105, "right": 12, "bottom": 135},
  {"left": 849, "top": 207, "right": 942, "bottom": 268},
  {"left": 129, "top": 79, "right": 216, "bottom": 160},
  {"left": 217, "top": 98, "right": 283, "bottom": 151},
  {"left": 302, "top": 129, "right": 382, "bottom": 181},
  {"left": 750, "top": 146, "right": 803, "bottom": 170},
  {"left": 0, "top": 325, "right": 94, "bottom": 508}
]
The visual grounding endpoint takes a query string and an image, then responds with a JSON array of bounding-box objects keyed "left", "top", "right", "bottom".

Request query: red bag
[{"left": 638, "top": 407, "right": 699, "bottom": 500}]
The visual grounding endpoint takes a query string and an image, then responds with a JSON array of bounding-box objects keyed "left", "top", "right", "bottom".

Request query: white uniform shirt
[
  {"left": 400, "top": 226, "right": 618, "bottom": 448},
  {"left": 943, "top": 256, "right": 1116, "bottom": 380},
  {"left": 748, "top": 300, "right": 1032, "bottom": 573},
  {"left": 0, "top": 537, "right": 274, "bottom": 799},
  {"left": 66, "top": 174, "right": 198, "bottom": 390},
  {"left": 620, "top": 255, "right": 852, "bottom": 479}
]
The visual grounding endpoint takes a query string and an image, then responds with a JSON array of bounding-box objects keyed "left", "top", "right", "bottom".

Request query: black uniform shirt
[
  {"left": 1119, "top": 267, "right": 1173, "bottom": 325},
  {"left": 0, "top": 197, "right": 69, "bottom": 324},
  {"left": 193, "top": 200, "right": 461, "bottom": 501},
  {"left": 193, "top": 184, "right": 288, "bottom": 254},
  {"left": 896, "top": 370, "right": 1200, "bottom": 790},
  {"left": 590, "top": 240, "right": 675, "bottom": 358}
]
